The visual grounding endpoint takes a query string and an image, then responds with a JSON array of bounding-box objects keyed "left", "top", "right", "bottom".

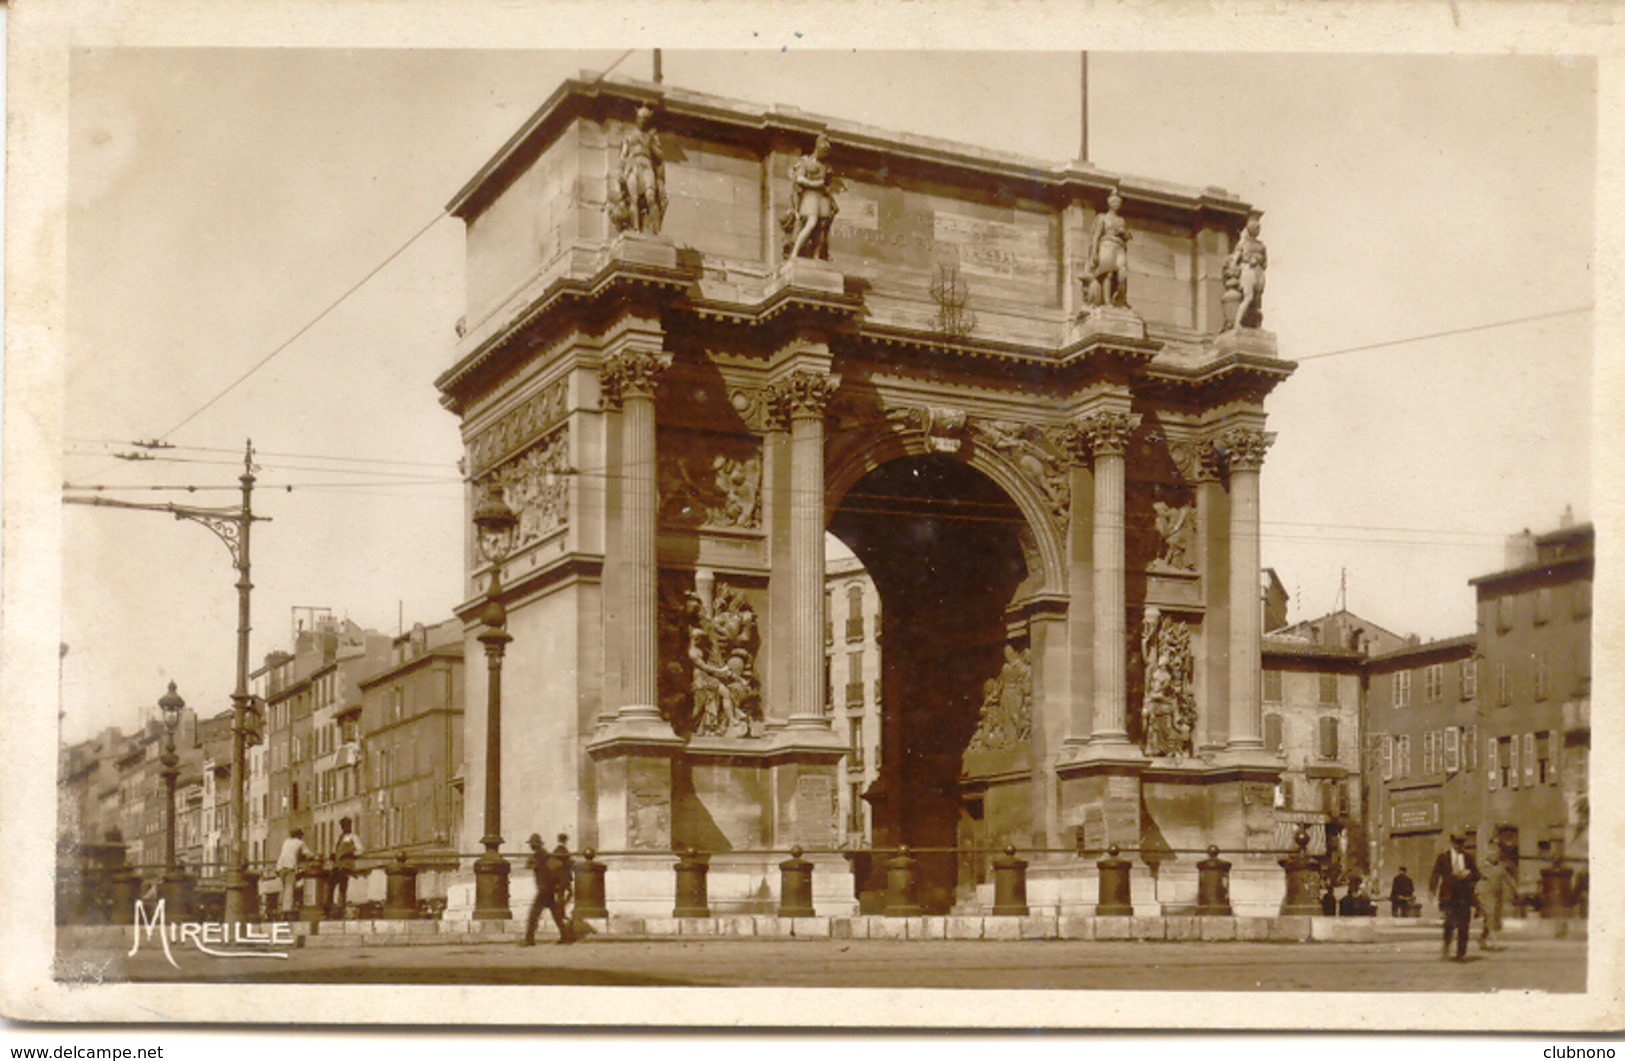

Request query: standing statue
[
  {"left": 609, "top": 105, "right": 667, "bottom": 236},
  {"left": 686, "top": 577, "right": 762, "bottom": 738},
  {"left": 1084, "top": 189, "right": 1131, "bottom": 308},
  {"left": 781, "top": 134, "right": 841, "bottom": 261},
  {"left": 1224, "top": 212, "right": 1267, "bottom": 329}
]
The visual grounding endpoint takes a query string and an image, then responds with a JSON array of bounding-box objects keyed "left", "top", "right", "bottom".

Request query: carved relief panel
[
  {"left": 1130, "top": 607, "right": 1198, "bottom": 759},
  {"left": 481, "top": 425, "right": 571, "bottom": 547},
  {"left": 658, "top": 569, "right": 764, "bottom": 739},
  {"left": 968, "top": 417, "right": 1071, "bottom": 529},
  {"left": 1126, "top": 422, "right": 1199, "bottom": 577},
  {"left": 966, "top": 642, "right": 1033, "bottom": 753},
  {"left": 656, "top": 430, "right": 763, "bottom": 531}
]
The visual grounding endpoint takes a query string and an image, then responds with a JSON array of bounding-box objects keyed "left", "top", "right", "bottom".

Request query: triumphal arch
[{"left": 436, "top": 77, "right": 1293, "bottom": 916}]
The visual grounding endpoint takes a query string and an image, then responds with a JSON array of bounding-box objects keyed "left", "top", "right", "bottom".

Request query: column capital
[
  {"left": 1205, "top": 426, "right": 1275, "bottom": 474},
  {"left": 1056, "top": 410, "right": 1141, "bottom": 464},
  {"left": 767, "top": 369, "right": 841, "bottom": 426},
  {"left": 599, "top": 350, "right": 672, "bottom": 409}
]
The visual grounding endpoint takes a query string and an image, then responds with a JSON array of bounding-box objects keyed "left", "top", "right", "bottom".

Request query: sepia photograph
[{"left": 3, "top": 0, "right": 1621, "bottom": 1035}]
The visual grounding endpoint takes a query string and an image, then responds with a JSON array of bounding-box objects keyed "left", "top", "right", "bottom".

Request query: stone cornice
[{"left": 447, "top": 76, "right": 1258, "bottom": 227}]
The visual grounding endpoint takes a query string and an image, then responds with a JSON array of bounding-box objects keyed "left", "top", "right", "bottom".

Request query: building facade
[
  {"left": 1364, "top": 635, "right": 1480, "bottom": 891},
  {"left": 825, "top": 551, "right": 881, "bottom": 846},
  {"left": 1469, "top": 519, "right": 1592, "bottom": 893},
  {"left": 1260, "top": 638, "right": 1366, "bottom": 867}
]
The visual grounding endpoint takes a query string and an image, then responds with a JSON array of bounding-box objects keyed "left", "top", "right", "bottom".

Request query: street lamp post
[
  {"left": 472, "top": 485, "right": 519, "bottom": 920},
  {"left": 158, "top": 680, "right": 186, "bottom": 912}
]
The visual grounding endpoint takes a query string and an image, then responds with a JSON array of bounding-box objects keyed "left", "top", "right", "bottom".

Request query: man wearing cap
[
  {"left": 1429, "top": 831, "right": 1480, "bottom": 961},
  {"left": 521, "top": 833, "right": 574, "bottom": 946}
]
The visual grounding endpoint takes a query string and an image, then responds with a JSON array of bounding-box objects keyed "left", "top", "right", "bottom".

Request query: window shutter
[
  {"left": 1380, "top": 735, "right": 1393, "bottom": 781},
  {"left": 1319, "top": 716, "right": 1338, "bottom": 759},
  {"left": 1507, "top": 736, "right": 1519, "bottom": 789},
  {"left": 1523, "top": 733, "right": 1536, "bottom": 786},
  {"left": 1444, "top": 727, "right": 1460, "bottom": 773},
  {"left": 1464, "top": 725, "right": 1477, "bottom": 772},
  {"left": 1487, "top": 738, "right": 1499, "bottom": 791},
  {"left": 1549, "top": 733, "right": 1559, "bottom": 783},
  {"left": 1265, "top": 713, "right": 1283, "bottom": 753}
]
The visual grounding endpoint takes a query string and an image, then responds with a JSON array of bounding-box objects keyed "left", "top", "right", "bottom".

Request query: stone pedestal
[
  {"left": 1068, "top": 306, "right": 1148, "bottom": 344},
  {"left": 588, "top": 735, "right": 682, "bottom": 852}
]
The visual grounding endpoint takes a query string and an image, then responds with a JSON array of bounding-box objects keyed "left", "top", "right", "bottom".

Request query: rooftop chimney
[
  {"left": 1559, "top": 504, "right": 1575, "bottom": 529},
  {"left": 1504, "top": 529, "right": 1537, "bottom": 569}
]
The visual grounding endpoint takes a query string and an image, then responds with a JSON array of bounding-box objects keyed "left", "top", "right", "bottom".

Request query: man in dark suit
[
  {"left": 521, "top": 833, "right": 574, "bottom": 946},
  {"left": 1429, "top": 831, "right": 1480, "bottom": 961}
]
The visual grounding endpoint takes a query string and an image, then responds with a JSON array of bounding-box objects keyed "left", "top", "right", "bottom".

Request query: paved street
[{"left": 62, "top": 936, "right": 1586, "bottom": 992}]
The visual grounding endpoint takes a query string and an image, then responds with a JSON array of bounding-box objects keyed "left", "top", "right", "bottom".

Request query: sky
[{"left": 57, "top": 49, "right": 1596, "bottom": 744}]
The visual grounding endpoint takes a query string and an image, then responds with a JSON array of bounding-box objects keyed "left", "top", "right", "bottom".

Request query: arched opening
[{"left": 829, "top": 453, "right": 1033, "bottom": 912}]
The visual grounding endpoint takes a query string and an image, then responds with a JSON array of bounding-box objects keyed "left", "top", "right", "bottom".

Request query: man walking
[
  {"left": 521, "top": 833, "right": 574, "bottom": 946},
  {"left": 1429, "top": 831, "right": 1480, "bottom": 961},
  {"left": 276, "top": 828, "right": 313, "bottom": 917}
]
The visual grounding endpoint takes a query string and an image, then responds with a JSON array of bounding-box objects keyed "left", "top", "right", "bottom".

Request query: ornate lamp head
[
  {"left": 158, "top": 680, "right": 185, "bottom": 734},
  {"left": 473, "top": 484, "right": 519, "bottom": 565}
]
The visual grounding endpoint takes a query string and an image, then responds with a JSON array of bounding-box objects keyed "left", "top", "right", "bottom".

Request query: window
[
  {"left": 1496, "top": 663, "right": 1511, "bottom": 707},
  {"left": 1396, "top": 735, "right": 1412, "bottom": 779},
  {"left": 1536, "top": 731, "right": 1554, "bottom": 784},
  {"left": 1534, "top": 654, "right": 1550, "bottom": 701},
  {"left": 1534, "top": 587, "right": 1552, "bottom": 626},
  {"left": 848, "top": 721, "right": 864, "bottom": 770},
  {"left": 1379, "top": 734, "right": 1393, "bottom": 781},
  {"left": 1422, "top": 730, "right": 1435, "bottom": 775},
  {"left": 1444, "top": 727, "right": 1460, "bottom": 773},
  {"left": 1462, "top": 725, "right": 1477, "bottom": 772},
  {"left": 1487, "top": 736, "right": 1500, "bottom": 791},
  {"left": 1573, "top": 581, "right": 1592, "bottom": 619},
  {"left": 845, "top": 651, "right": 865, "bottom": 709},
  {"left": 824, "top": 591, "right": 833, "bottom": 645},
  {"left": 1264, "top": 713, "right": 1283, "bottom": 753},
  {"left": 1393, "top": 671, "right": 1412, "bottom": 708},
  {"left": 1263, "top": 669, "right": 1283, "bottom": 703},
  {"left": 1318, "top": 716, "right": 1339, "bottom": 759},
  {"left": 1496, "top": 595, "right": 1514, "bottom": 633},
  {"left": 845, "top": 585, "right": 865, "bottom": 642},
  {"left": 1460, "top": 659, "right": 1478, "bottom": 700},
  {"left": 1522, "top": 733, "right": 1536, "bottom": 787},
  {"left": 1502, "top": 735, "right": 1518, "bottom": 789},
  {"left": 1318, "top": 673, "right": 1339, "bottom": 706},
  {"left": 848, "top": 783, "right": 865, "bottom": 833},
  {"left": 1424, "top": 664, "right": 1443, "bottom": 704}
]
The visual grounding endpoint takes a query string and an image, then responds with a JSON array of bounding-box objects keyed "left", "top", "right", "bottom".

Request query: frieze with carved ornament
[
  {"left": 480, "top": 426, "right": 571, "bottom": 547},
  {"left": 467, "top": 378, "right": 569, "bottom": 476}
]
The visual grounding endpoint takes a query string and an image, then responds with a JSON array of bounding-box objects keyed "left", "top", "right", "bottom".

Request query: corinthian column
[
  {"left": 770, "top": 368, "right": 840, "bottom": 729},
  {"left": 601, "top": 349, "right": 672, "bottom": 720},
  {"left": 1079, "top": 409, "right": 1141, "bottom": 744},
  {"left": 1216, "top": 426, "right": 1273, "bottom": 752}
]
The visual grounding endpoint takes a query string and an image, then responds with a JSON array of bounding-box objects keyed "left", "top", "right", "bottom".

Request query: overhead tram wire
[{"left": 1293, "top": 305, "right": 1592, "bottom": 362}]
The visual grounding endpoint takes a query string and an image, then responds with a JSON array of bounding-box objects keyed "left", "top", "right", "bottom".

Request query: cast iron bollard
[
  {"left": 1197, "top": 845, "right": 1234, "bottom": 916},
  {"left": 242, "top": 871, "right": 262, "bottom": 922},
  {"left": 673, "top": 846, "right": 711, "bottom": 918},
  {"left": 885, "top": 845, "right": 923, "bottom": 916},
  {"left": 1278, "top": 827, "right": 1321, "bottom": 916},
  {"left": 778, "top": 846, "right": 816, "bottom": 918},
  {"left": 108, "top": 866, "right": 141, "bottom": 925},
  {"left": 1096, "top": 844, "right": 1134, "bottom": 916},
  {"left": 573, "top": 848, "right": 609, "bottom": 920},
  {"left": 383, "top": 853, "right": 419, "bottom": 919},
  {"left": 299, "top": 857, "right": 330, "bottom": 923},
  {"left": 1540, "top": 859, "right": 1574, "bottom": 932},
  {"left": 991, "top": 844, "right": 1030, "bottom": 916}
]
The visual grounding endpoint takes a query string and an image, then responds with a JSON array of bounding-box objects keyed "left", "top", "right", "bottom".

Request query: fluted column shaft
[
  {"left": 772, "top": 369, "right": 840, "bottom": 728},
  {"left": 1077, "top": 411, "right": 1139, "bottom": 745},
  {"left": 1220, "top": 428, "right": 1273, "bottom": 751},
  {"left": 602, "top": 350, "right": 671, "bottom": 718}
]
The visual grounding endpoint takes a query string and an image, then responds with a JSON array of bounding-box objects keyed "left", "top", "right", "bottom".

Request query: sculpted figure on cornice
[
  {"left": 599, "top": 350, "right": 672, "bottom": 409},
  {"left": 658, "top": 572, "right": 763, "bottom": 739},
  {"left": 967, "top": 644, "right": 1033, "bottom": 752},
  {"left": 468, "top": 378, "right": 569, "bottom": 476},
  {"left": 781, "top": 134, "right": 842, "bottom": 261},
  {"left": 975, "top": 419, "right": 1070, "bottom": 528},
  {"left": 657, "top": 434, "right": 762, "bottom": 530},
  {"left": 1223, "top": 213, "right": 1267, "bottom": 330},
  {"left": 1138, "top": 608, "right": 1197, "bottom": 760},
  {"left": 766, "top": 369, "right": 841, "bottom": 426},
  {"left": 484, "top": 427, "right": 570, "bottom": 546},
  {"left": 608, "top": 105, "right": 667, "bottom": 236},
  {"left": 1083, "top": 189, "right": 1132, "bottom": 310}
]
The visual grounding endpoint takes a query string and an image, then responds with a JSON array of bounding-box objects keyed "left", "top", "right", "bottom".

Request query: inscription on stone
[
  {"left": 627, "top": 780, "right": 671, "bottom": 850},
  {"left": 792, "top": 774, "right": 836, "bottom": 848}
]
